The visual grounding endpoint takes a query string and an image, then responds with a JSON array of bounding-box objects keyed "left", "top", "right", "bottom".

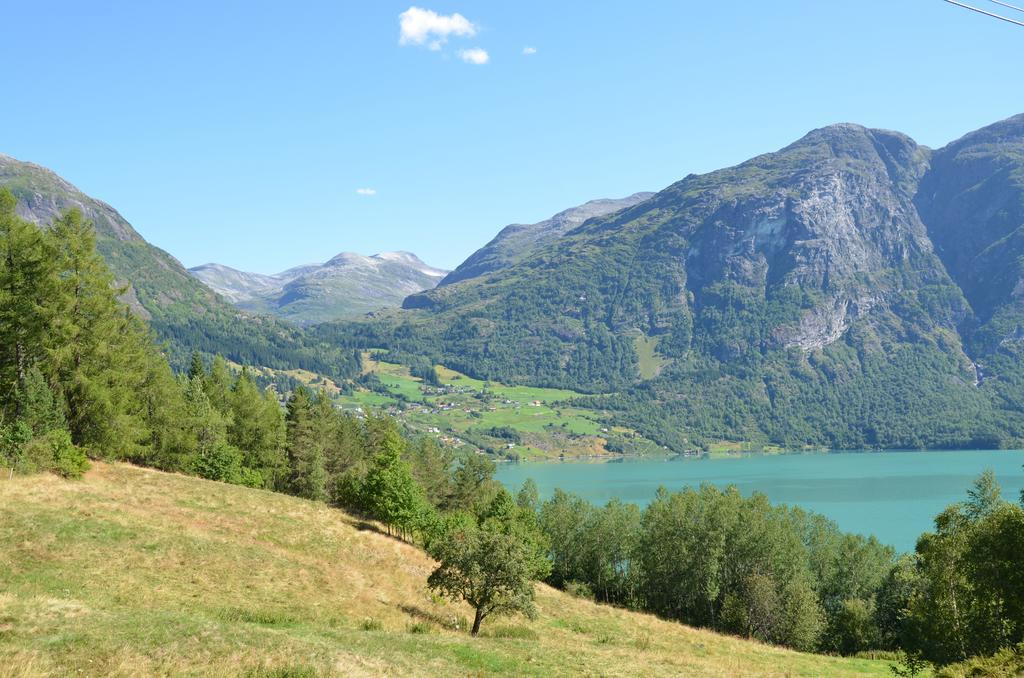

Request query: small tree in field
[
  {"left": 428, "top": 491, "right": 549, "bottom": 635},
  {"left": 427, "top": 523, "right": 537, "bottom": 634}
]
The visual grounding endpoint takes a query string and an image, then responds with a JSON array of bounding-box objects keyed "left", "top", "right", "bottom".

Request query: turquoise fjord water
[{"left": 494, "top": 450, "right": 1024, "bottom": 553}]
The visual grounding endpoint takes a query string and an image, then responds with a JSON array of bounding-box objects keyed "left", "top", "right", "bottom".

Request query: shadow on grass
[
  {"left": 352, "top": 519, "right": 381, "bottom": 533},
  {"left": 398, "top": 604, "right": 466, "bottom": 632}
]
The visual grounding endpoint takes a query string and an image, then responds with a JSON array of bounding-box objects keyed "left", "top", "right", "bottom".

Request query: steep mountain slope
[
  {"left": 0, "top": 154, "right": 356, "bottom": 377},
  {"left": 0, "top": 463, "right": 888, "bottom": 677},
  {"left": 191, "top": 251, "right": 447, "bottom": 325},
  {"left": 916, "top": 113, "right": 1024, "bottom": 429},
  {"left": 438, "top": 192, "right": 654, "bottom": 286},
  {"left": 333, "top": 115, "right": 1024, "bottom": 450},
  {"left": 917, "top": 113, "right": 1024, "bottom": 337}
]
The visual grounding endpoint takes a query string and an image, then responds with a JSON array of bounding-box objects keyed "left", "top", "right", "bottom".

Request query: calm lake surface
[{"left": 494, "top": 450, "right": 1024, "bottom": 553}]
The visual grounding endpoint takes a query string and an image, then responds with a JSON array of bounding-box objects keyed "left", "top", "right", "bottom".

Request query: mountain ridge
[
  {"left": 190, "top": 250, "right": 447, "bottom": 325},
  {"left": 325, "top": 113, "right": 1024, "bottom": 451},
  {"left": 438, "top": 192, "right": 655, "bottom": 287}
]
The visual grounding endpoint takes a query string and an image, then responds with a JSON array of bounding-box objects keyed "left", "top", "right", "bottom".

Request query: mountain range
[
  {"left": 321, "top": 112, "right": 1024, "bottom": 451},
  {"left": 7, "top": 112, "right": 1024, "bottom": 451},
  {"left": 190, "top": 251, "right": 446, "bottom": 325},
  {"left": 190, "top": 193, "right": 657, "bottom": 325}
]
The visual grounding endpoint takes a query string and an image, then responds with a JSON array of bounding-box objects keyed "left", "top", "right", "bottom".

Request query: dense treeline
[
  {"left": 316, "top": 305, "right": 1018, "bottom": 454},
  {"left": 1, "top": 192, "right": 171, "bottom": 476},
  {"left": 887, "top": 471, "right": 1024, "bottom": 668},
  {"left": 152, "top": 309, "right": 362, "bottom": 386},
  {"left": 576, "top": 339, "right": 1016, "bottom": 453},
  {"left": 517, "top": 471, "right": 1024, "bottom": 671},
  {"left": 531, "top": 483, "right": 893, "bottom": 653}
]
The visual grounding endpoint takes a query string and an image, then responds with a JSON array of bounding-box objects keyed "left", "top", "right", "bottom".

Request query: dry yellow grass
[{"left": 0, "top": 463, "right": 891, "bottom": 677}]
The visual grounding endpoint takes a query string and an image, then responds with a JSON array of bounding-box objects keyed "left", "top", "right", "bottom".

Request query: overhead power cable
[
  {"left": 987, "top": 0, "right": 1024, "bottom": 14},
  {"left": 942, "top": 0, "right": 1024, "bottom": 26}
]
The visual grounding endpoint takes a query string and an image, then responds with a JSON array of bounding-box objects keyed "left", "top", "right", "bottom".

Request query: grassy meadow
[{"left": 0, "top": 463, "right": 893, "bottom": 677}]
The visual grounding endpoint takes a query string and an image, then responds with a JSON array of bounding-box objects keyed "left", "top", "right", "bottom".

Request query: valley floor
[{"left": 0, "top": 463, "right": 890, "bottom": 677}]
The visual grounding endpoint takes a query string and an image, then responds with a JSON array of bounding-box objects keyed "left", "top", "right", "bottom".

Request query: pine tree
[
  {"left": 17, "top": 366, "right": 65, "bottom": 436},
  {"left": 48, "top": 208, "right": 151, "bottom": 456},
  {"left": 0, "top": 188, "right": 56, "bottom": 417},
  {"left": 183, "top": 375, "right": 228, "bottom": 467},
  {"left": 135, "top": 346, "right": 191, "bottom": 472},
  {"left": 284, "top": 387, "right": 327, "bottom": 500},
  {"left": 187, "top": 351, "right": 205, "bottom": 381},
  {"left": 228, "top": 369, "right": 285, "bottom": 487},
  {"left": 406, "top": 437, "right": 452, "bottom": 507},
  {"left": 260, "top": 388, "right": 287, "bottom": 484},
  {"left": 361, "top": 425, "right": 428, "bottom": 539},
  {"left": 205, "top": 355, "right": 234, "bottom": 416}
]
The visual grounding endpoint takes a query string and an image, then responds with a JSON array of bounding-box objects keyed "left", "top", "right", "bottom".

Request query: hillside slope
[
  {"left": 0, "top": 153, "right": 355, "bottom": 377},
  {"left": 192, "top": 251, "right": 447, "bottom": 325},
  {"left": 438, "top": 192, "right": 654, "bottom": 287},
  {"left": 0, "top": 464, "right": 887, "bottom": 677}
]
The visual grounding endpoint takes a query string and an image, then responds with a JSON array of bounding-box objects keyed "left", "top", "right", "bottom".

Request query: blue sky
[{"left": 1, "top": 1, "right": 1022, "bottom": 272}]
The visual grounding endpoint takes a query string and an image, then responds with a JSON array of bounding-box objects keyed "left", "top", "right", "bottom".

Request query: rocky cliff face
[
  {"left": 917, "top": 114, "right": 1024, "bottom": 328},
  {"left": 410, "top": 123, "right": 966, "bottom": 356},
  {"left": 662, "top": 124, "right": 953, "bottom": 353}
]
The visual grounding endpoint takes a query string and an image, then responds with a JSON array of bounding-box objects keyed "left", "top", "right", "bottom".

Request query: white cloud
[
  {"left": 399, "top": 7, "right": 476, "bottom": 49},
  {"left": 356, "top": 188, "right": 377, "bottom": 196},
  {"left": 458, "top": 48, "right": 489, "bottom": 65},
  {"left": 522, "top": 46, "right": 537, "bottom": 55}
]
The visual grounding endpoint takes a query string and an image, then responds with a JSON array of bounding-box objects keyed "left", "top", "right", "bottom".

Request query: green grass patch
[{"left": 633, "top": 334, "right": 669, "bottom": 380}]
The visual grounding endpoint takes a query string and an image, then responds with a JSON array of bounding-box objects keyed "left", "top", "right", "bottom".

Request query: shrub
[
  {"left": 935, "top": 644, "right": 1024, "bottom": 678},
  {"left": 193, "top": 442, "right": 244, "bottom": 484},
  {"left": 13, "top": 429, "right": 88, "bottom": 478},
  {"left": 48, "top": 430, "right": 90, "bottom": 479},
  {"left": 564, "top": 581, "right": 595, "bottom": 601},
  {"left": 0, "top": 421, "right": 32, "bottom": 470}
]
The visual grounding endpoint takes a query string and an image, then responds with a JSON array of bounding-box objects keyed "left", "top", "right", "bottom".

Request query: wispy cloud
[
  {"left": 399, "top": 7, "right": 477, "bottom": 51},
  {"left": 522, "top": 46, "right": 537, "bottom": 55},
  {"left": 458, "top": 48, "right": 490, "bottom": 65},
  {"left": 356, "top": 188, "right": 377, "bottom": 196}
]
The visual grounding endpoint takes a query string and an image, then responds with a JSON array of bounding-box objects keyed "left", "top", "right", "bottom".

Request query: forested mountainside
[
  {"left": 0, "top": 154, "right": 357, "bottom": 379},
  {"left": 191, "top": 251, "right": 446, "bottom": 325},
  {"left": 438, "top": 192, "right": 654, "bottom": 286},
  {"left": 320, "top": 113, "right": 1024, "bottom": 451}
]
